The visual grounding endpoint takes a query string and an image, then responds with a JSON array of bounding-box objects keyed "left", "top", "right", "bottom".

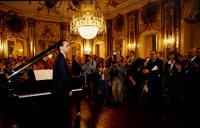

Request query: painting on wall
[
  {"left": 40, "top": 25, "right": 56, "bottom": 41},
  {"left": 36, "top": 22, "right": 60, "bottom": 52},
  {"left": 38, "top": 41, "right": 46, "bottom": 51}
]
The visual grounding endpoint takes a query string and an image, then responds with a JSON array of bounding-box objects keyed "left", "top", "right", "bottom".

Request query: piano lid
[{"left": 7, "top": 41, "right": 58, "bottom": 80}]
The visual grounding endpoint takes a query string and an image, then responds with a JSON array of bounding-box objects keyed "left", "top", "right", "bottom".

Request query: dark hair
[
  {"left": 168, "top": 51, "right": 179, "bottom": 61},
  {"left": 130, "top": 50, "right": 135, "bottom": 54},
  {"left": 57, "top": 39, "right": 66, "bottom": 53},
  {"left": 85, "top": 58, "right": 89, "bottom": 63},
  {"left": 150, "top": 50, "right": 157, "bottom": 54},
  {"left": 168, "top": 51, "right": 175, "bottom": 56}
]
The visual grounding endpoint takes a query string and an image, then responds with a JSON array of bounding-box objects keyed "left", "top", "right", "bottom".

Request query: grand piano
[
  {"left": 7, "top": 42, "right": 57, "bottom": 98},
  {"left": 4, "top": 41, "right": 83, "bottom": 128}
]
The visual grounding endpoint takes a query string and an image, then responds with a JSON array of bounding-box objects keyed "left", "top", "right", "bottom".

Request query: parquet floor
[
  {"left": 0, "top": 94, "right": 184, "bottom": 128},
  {"left": 71, "top": 95, "right": 184, "bottom": 128}
]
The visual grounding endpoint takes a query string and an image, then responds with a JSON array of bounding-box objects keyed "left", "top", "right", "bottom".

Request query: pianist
[{"left": 52, "top": 39, "right": 72, "bottom": 128}]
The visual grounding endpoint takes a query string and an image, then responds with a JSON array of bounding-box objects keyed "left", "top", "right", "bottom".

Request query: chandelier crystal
[{"left": 70, "top": 0, "right": 105, "bottom": 39}]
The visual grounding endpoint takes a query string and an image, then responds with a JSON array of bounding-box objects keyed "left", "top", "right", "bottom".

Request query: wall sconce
[
  {"left": 18, "top": 49, "right": 23, "bottom": 53},
  {"left": 128, "top": 43, "right": 136, "bottom": 50},
  {"left": 84, "top": 45, "right": 91, "bottom": 55},
  {"left": 163, "top": 37, "right": 174, "bottom": 46},
  {"left": 17, "top": 48, "right": 23, "bottom": 56}
]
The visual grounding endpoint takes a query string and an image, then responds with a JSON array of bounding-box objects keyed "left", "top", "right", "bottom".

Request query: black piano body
[
  {"left": 0, "top": 72, "right": 8, "bottom": 108},
  {"left": 3, "top": 40, "right": 84, "bottom": 128},
  {"left": 4, "top": 43, "right": 59, "bottom": 128}
]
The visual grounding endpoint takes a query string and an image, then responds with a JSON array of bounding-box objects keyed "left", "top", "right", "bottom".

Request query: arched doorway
[
  {"left": 94, "top": 41, "right": 105, "bottom": 58},
  {"left": 113, "top": 37, "right": 125, "bottom": 57},
  {"left": 180, "top": 0, "right": 200, "bottom": 54},
  {"left": 139, "top": 30, "right": 161, "bottom": 58},
  {"left": 5, "top": 38, "right": 27, "bottom": 58},
  {"left": 69, "top": 41, "right": 82, "bottom": 60}
]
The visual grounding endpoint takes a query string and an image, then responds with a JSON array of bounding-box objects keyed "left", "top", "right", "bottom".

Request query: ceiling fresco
[
  {"left": 1, "top": 0, "right": 198, "bottom": 22},
  {"left": 0, "top": 0, "right": 153, "bottom": 21}
]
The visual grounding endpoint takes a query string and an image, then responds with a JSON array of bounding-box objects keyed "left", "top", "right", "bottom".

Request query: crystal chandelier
[{"left": 70, "top": 0, "right": 105, "bottom": 39}]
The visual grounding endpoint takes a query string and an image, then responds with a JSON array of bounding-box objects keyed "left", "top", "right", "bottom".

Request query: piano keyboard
[
  {"left": 12, "top": 88, "right": 83, "bottom": 99},
  {"left": 13, "top": 92, "right": 51, "bottom": 99},
  {"left": 71, "top": 88, "right": 83, "bottom": 92}
]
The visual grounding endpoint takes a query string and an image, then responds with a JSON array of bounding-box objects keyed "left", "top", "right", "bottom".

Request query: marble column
[
  {"left": 0, "top": 15, "right": 3, "bottom": 57},
  {"left": 60, "top": 22, "right": 68, "bottom": 40},
  {"left": 174, "top": 0, "right": 181, "bottom": 52},
  {"left": 28, "top": 18, "right": 36, "bottom": 57},
  {"left": 106, "top": 20, "right": 112, "bottom": 56}
]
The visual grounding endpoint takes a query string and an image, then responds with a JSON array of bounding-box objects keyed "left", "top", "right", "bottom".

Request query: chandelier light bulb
[
  {"left": 70, "top": 0, "right": 105, "bottom": 39},
  {"left": 78, "top": 26, "right": 98, "bottom": 39}
]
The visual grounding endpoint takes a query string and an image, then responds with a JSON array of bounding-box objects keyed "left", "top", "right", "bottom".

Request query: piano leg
[{"left": 75, "top": 91, "right": 82, "bottom": 116}]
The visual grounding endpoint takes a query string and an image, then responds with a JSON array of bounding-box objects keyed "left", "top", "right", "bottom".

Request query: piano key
[
  {"left": 71, "top": 88, "right": 83, "bottom": 92},
  {"left": 15, "top": 92, "right": 51, "bottom": 98}
]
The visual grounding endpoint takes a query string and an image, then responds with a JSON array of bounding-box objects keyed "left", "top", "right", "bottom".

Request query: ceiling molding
[
  {"left": 181, "top": 0, "right": 200, "bottom": 22},
  {"left": 0, "top": 0, "right": 160, "bottom": 21}
]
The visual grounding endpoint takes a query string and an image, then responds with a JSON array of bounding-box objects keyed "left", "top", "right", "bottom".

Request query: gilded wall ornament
[
  {"left": 140, "top": 2, "right": 160, "bottom": 30},
  {"left": 114, "top": 14, "right": 124, "bottom": 32}
]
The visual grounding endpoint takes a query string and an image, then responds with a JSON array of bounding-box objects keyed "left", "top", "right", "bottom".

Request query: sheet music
[
  {"left": 33, "top": 69, "right": 53, "bottom": 81},
  {"left": 151, "top": 65, "right": 158, "bottom": 71}
]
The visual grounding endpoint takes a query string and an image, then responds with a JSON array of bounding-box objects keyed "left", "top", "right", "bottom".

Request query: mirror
[{"left": 7, "top": 39, "right": 24, "bottom": 57}]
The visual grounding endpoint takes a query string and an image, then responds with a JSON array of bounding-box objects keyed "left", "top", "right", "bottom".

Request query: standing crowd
[{"left": 1, "top": 46, "right": 200, "bottom": 126}]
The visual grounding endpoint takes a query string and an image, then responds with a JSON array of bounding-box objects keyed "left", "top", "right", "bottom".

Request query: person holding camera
[
  {"left": 81, "top": 55, "right": 97, "bottom": 101},
  {"left": 111, "top": 55, "right": 126, "bottom": 104}
]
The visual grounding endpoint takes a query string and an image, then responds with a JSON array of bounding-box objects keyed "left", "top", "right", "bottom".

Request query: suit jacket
[
  {"left": 71, "top": 59, "right": 82, "bottom": 76},
  {"left": 53, "top": 53, "right": 72, "bottom": 96},
  {"left": 146, "top": 58, "right": 163, "bottom": 81},
  {"left": 188, "top": 56, "right": 199, "bottom": 73},
  {"left": 164, "top": 60, "right": 184, "bottom": 90},
  {"left": 164, "top": 61, "right": 179, "bottom": 77}
]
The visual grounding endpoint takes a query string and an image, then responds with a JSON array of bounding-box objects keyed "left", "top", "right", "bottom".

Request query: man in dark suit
[
  {"left": 52, "top": 39, "right": 72, "bottom": 128},
  {"left": 164, "top": 51, "right": 183, "bottom": 116},
  {"left": 143, "top": 50, "right": 164, "bottom": 115},
  {"left": 71, "top": 55, "right": 83, "bottom": 116},
  {"left": 185, "top": 48, "right": 200, "bottom": 125},
  {"left": 71, "top": 55, "right": 82, "bottom": 76}
]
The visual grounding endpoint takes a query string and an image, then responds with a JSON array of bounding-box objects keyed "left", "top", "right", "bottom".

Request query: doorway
[
  {"left": 6, "top": 38, "right": 26, "bottom": 58},
  {"left": 139, "top": 31, "right": 160, "bottom": 58}
]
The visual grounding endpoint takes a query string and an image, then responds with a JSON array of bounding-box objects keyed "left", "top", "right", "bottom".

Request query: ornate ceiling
[
  {"left": 0, "top": 0, "right": 155, "bottom": 22},
  {"left": 181, "top": 0, "right": 200, "bottom": 22},
  {"left": 0, "top": 0, "right": 199, "bottom": 22}
]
